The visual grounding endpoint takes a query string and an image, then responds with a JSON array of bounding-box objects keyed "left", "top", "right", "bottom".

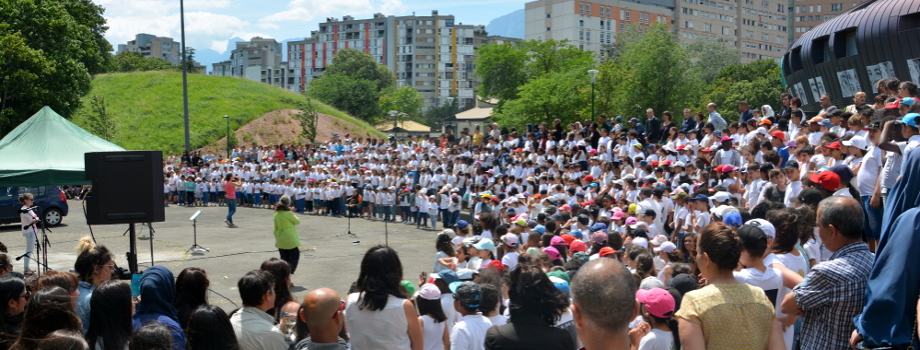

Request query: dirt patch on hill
[{"left": 205, "top": 109, "right": 381, "bottom": 151}]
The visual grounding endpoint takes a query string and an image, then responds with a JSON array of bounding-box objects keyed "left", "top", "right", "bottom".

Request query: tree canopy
[
  {"left": 307, "top": 49, "right": 395, "bottom": 121},
  {"left": 701, "top": 59, "right": 783, "bottom": 122},
  {"left": 110, "top": 51, "right": 175, "bottom": 73}
]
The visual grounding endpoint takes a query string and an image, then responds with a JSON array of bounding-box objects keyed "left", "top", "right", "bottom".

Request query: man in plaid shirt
[{"left": 781, "top": 197, "right": 874, "bottom": 350}]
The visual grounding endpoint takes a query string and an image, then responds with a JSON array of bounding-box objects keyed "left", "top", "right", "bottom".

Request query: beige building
[
  {"left": 209, "top": 37, "right": 287, "bottom": 88},
  {"left": 525, "top": 0, "right": 674, "bottom": 54},
  {"left": 674, "top": 0, "right": 789, "bottom": 62},
  {"left": 117, "top": 34, "right": 182, "bottom": 65},
  {"left": 792, "top": 0, "right": 860, "bottom": 40}
]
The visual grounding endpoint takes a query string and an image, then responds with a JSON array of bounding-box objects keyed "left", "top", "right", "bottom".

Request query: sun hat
[{"left": 636, "top": 288, "right": 676, "bottom": 318}]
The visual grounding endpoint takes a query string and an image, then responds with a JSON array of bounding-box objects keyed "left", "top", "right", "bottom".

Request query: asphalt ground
[{"left": 0, "top": 200, "right": 443, "bottom": 310}]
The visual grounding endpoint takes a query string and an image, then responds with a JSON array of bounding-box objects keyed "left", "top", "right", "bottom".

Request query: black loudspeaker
[{"left": 84, "top": 151, "right": 165, "bottom": 225}]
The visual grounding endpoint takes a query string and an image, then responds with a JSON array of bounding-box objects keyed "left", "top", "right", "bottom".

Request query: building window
[
  {"left": 762, "top": 1, "right": 769, "bottom": 9},
  {"left": 626, "top": 11, "right": 631, "bottom": 21},
  {"left": 586, "top": 4, "right": 590, "bottom": 15},
  {"left": 607, "top": 21, "right": 611, "bottom": 30},
  {"left": 685, "top": 21, "right": 694, "bottom": 29},
  {"left": 580, "top": 31, "right": 584, "bottom": 40},
  {"left": 546, "top": 13, "right": 551, "bottom": 18},
  {"left": 586, "top": 31, "right": 591, "bottom": 40},
  {"left": 817, "top": 5, "right": 822, "bottom": 11},
  {"left": 580, "top": 20, "right": 584, "bottom": 27},
  {"left": 723, "top": 26, "right": 730, "bottom": 35},
  {"left": 620, "top": 22, "right": 625, "bottom": 31},
  {"left": 745, "top": 30, "right": 753, "bottom": 39},
  {"left": 620, "top": 9, "right": 625, "bottom": 20},
  {"left": 580, "top": 3, "right": 584, "bottom": 14},
  {"left": 704, "top": 23, "right": 712, "bottom": 32},
  {"left": 547, "top": 27, "right": 551, "bottom": 31}
]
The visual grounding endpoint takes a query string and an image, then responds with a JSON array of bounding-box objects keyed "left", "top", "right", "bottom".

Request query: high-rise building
[
  {"left": 791, "top": 1, "right": 860, "bottom": 40},
  {"left": 286, "top": 11, "right": 513, "bottom": 110},
  {"left": 732, "top": 0, "right": 790, "bottom": 61},
  {"left": 116, "top": 34, "right": 181, "bottom": 65},
  {"left": 525, "top": 0, "right": 674, "bottom": 54},
  {"left": 210, "top": 37, "right": 287, "bottom": 88}
]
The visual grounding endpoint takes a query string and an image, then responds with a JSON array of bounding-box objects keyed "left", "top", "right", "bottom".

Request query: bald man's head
[
  {"left": 302, "top": 288, "right": 342, "bottom": 326},
  {"left": 571, "top": 259, "right": 636, "bottom": 331}
]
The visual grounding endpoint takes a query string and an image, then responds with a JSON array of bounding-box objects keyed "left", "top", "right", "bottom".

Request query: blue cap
[
  {"left": 616, "top": 116, "right": 623, "bottom": 121},
  {"left": 333, "top": 133, "right": 340, "bottom": 137},
  {"left": 569, "top": 230, "right": 583, "bottom": 239},
  {"left": 433, "top": 270, "right": 459, "bottom": 284},
  {"left": 902, "top": 113, "right": 920, "bottom": 127},
  {"left": 472, "top": 238, "right": 495, "bottom": 251},
  {"left": 455, "top": 220, "right": 469, "bottom": 229},
  {"left": 722, "top": 211, "right": 742, "bottom": 227},
  {"left": 533, "top": 225, "right": 546, "bottom": 234},
  {"left": 630, "top": 118, "right": 640, "bottom": 123},
  {"left": 589, "top": 223, "right": 607, "bottom": 232},
  {"left": 690, "top": 194, "right": 709, "bottom": 202},
  {"left": 901, "top": 97, "right": 916, "bottom": 106},
  {"left": 818, "top": 120, "right": 834, "bottom": 128}
]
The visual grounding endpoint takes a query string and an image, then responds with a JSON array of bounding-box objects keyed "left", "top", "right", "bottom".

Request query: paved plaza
[{"left": 0, "top": 201, "right": 441, "bottom": 310}]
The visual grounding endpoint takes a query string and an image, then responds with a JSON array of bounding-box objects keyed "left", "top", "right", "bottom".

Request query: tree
[
  {"left": 82, "top": 95, "right": 117, "bottom": 141},
  {"left": 0, "top": 0, "right": 112, "bottom": 136},
  {"left": 420, "top": 96, "right": 460, "bottom": 129},
  {"left": 684, "top": 39, "right": 741, "bottom": 84},
  {"left": 307, "top": 49, "right": 394, "bottom": 121},
  {"left": 701, "top": 59, "right": 783, "bottom": 122},
  {"left": 0, "top": 24, "right": 55, "bottom": 133},
  {"left": 494, "top": 68, "right": 591, "bottom": 126},
  {"left": 379, "top": 85, "right": 424, "bottom": 120},
  {"left": 294, "top": 98, "right": 319, "bottom": 144},
  {"left": 110, "top": 51, "right": 174, "bottom": 72},
  {"left": 179, "top": 47, "right": 198, "bottom": 73}
]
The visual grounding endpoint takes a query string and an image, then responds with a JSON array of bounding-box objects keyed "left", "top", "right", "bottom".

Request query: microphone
[{"left": 15, "top": 252, "right": 30, "bottom": 261}]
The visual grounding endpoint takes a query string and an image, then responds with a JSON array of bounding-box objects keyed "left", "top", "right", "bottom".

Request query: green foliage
[
  {"left": 379, "top": 85, "right": 424, "bottom": 120},
  {"left": 0, "top": 0, "right": 112, "bottom": 135},
  {"left": 701, "top": 59, "right": 783, "bottom": 122},
  {"left": 307, "top": 49, "right": 394, "bottom": 121},
  {"left": 110, "top": 51, "right": 174, "bottom": 73},
  {"left": 0, "top": 24, "right": 55, "bottom": 133},
  {"left": 684, "top": 39, "right": 741, "bottom": 84},
  {"left": 420, "top": 97, "right": 459, "bottom": 129},
  {"left": 599, "top": 23, "right": 702, "bottom": 122},
  {"left": 82, "top": 95, "right": 116, "bottom": 141},
  {"left": 70, "top": 71, "right": 383, "bottom": 152},
  {"left": 496, "top": 68, "right": 590, "bottom": 125},
  {"left": 295, "top": 98, "right": 319, "bottom": 143},
  {"left": 179, "top": 47, "right": 198, "bottom": 73}
]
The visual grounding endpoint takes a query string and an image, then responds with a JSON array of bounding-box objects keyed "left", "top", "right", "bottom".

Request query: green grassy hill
[{"left": 72, "top": 71, "right": 383, "bottom": 151}]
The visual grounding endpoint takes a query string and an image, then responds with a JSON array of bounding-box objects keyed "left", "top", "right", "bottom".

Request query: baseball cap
[
  {"left": 824, "top": 141, "right": 841, "bottom": 149},
  {"left": 690, "top": 194, "right": 709, "bottom": 202},
  {"left": 501, "top": 233, "right": 519, "bottom": 247},
  {"left": 550, "top": 236, "right": 569, "bottom": 246},
  {"left": 544, "top": 246, "right": 561, "bottom": 260},
  {"left": 570, "top": 240, "right": 587, "bottom": 253},
  {"left": 886, "top": 99, "right": 902, "bottom": 109},
  {"left": 654, "top": 241, "right": 677, "bottom": 253},
  {"left": 437, "top": 231, "right": 452, "bottom": 244},
  {"left": 583, "top": 175, "right": 595, "bottom": 182},
  {"left": 417, "top": 283, "right": 441, "bottom": 300},
  {"left": 798, "top": 188, "right": 824, "bottom": 206},
  {"left": 455, "top": 220, "right": 469, "bottom": 229},
  {"left": 598, "top": 247, "right": 617, "bottom": 258},
  {"left": 472, "top": 238, "right": 495, "bottom": 251},
  {"left": 712, "top": 191, "right": 732, "bottom": 203},
  {"left": 842, "top": 136, "right": 868, "bottom": 151},
  {"left": 866, "top": 119, "right": 882, "bottom": 129},
  {"left": 533, "top": 225, "right": 546, "bottom": 234},
  {"left": 671, "top": 192, "right": 689, "bottom": 200},
  {"left": 450, "top": 282, "right": 482, "bottom": 308},
  {"left": 667, "top": 273, "right": 699, "bottom": 295},
  {"left": 640, "top": 277, "right": 665, "bottom": 290},
  {"left": 902, "top": 113, "right": 920, "bottom": 128},
  {"left": 401, "top": 281, "right": 416, "bottom": 296},
  {"left": 636, "top": 288, "right": 676, "bottom": 318},
  {"left": 784, "top": 159, "right": 800, "bottom": 169},
  {"left": 455, "top": 268, "right": 479, "bottom": 280},
  {"left": 770, "top": 131, "right": 786, "bottom": 142},
  {"left": 722, "top": 211, "right": 743, "bottom": 227},
  {"left": 830, "top": 164, "right": 854, "bottom": 184},
  {"left": 592, "top": 231, "right": 608, "bottom": 244},
  {"left": 810, "top": 170, "right": 841, "bottom": 192},
  {"left": 720, "top": 136, "right": 734, "bottom": 142},
  {"left": 818, "top": 119, "right": 834, "bottom": 128},
  {"left": 745, "top": 218, "right": 776, "bottom": 240},
  {"left": 588, "top": 223, "right": 607, "bottom": 232},
  {"left": 513, "top": 218, "right": 528, "bottom": 227},
  {"left": 901, "top": 97, "right": 916, "bottom": 106},
  {"left": 431, "top": 270, "right": 459, "bottom": 284},
  {"left": 737, "top": 224, "right": 768, "bottom": 252},
  {"left": 650, "top": 235, "right": 669, "bottom": 246}
]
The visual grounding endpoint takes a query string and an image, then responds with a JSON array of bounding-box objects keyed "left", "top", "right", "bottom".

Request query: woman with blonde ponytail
[{"left": 73, "top": 237, "right": 114, "bottom": 334}]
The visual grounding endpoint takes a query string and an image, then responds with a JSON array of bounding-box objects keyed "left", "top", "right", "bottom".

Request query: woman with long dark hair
[
  {"left": 484, "top": 264, "right": 574, "bottom": 349},
  {"left": 86, "top": 280, "right": 133, "bottom": 350},
  {"left": 259, "top": 258, "right": 299, "bottom": 332},
  {"left": 345, "top": 245, "right": 422, "bottom": 350},
  {"left": 185, "top": 305, "right": 240, "bottom": 350},
  {"left": 74, "top": 237, "right": 115, "bottom": 333},
  {"left": 0, "top": 276, "right": 27, "bottom": 350},
  {"left": 174, "top": 267, "right": 209, "bottom": 329},
  {"left": 11, "top": 287, "right": 82, "bottom": 350}
]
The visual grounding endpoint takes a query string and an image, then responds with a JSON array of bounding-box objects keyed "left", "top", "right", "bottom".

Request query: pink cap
[
  {"left": 625, "top": 217, "right": 638, "bottom": 225},
  {"left": 636, "top": 288, "right": 676, "bottom": 318},
  {"left": 612, "top": 211, "right": 625, "bottom": 220},
  {"left": 720, "top": 136, "right": 734, "bottom": 142},
  {"left": 550, "top": 236, "right": 569, "bottom": 246},
  {"left": 544, "top": 247, "right": 561, "bottom": 260},
  {"left": 560, "top": 204, "right": 572, "bottom": 211},
  {"left": 417, "top": 283, "right": 441, "bottom": 300}
]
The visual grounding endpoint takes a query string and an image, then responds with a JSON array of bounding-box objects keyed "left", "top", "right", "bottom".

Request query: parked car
[{"left": 0, "top": 186, "right": 69, "bottom": 227}]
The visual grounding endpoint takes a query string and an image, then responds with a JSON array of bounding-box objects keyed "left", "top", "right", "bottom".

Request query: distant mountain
[
  {"left": 194, "top": 37, "right": 246, "bottom": 73},
  {"left": 486, "top": 9, "right": 525, "bottom": 39}
]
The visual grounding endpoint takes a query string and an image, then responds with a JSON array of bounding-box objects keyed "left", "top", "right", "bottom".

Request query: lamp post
[
  {"left": 223, "top": 115, "right": 230, "bottom": 159},
  {"left": 180, "top": 0, "right": 191, "bottom": 155},
  {"left": 588, "top": 69, "right": 599, "bottom": 122}
]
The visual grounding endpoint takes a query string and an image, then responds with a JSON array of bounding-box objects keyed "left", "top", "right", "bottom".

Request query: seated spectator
[
  {"left": 174, "top": 267, "right": 209, "bottom": 329},
  {"left": 11, "top": 286, "right": 82, "bottom": 350},
  {"left": 345, "top": 245, "right": 423, "bottom": 350},
  {"left": 0, "top": 276, "right": 26, "bottom": 350},
  {"left": 129, "top": 324, "right": 174, "bottom": 350},
  {"left": 86, "top": 280, "right": 133, "bottom": 350},
  {"left": 186, "top": 305, "right": 241, "bottom": 350},
  {"left": 260, "top": 258, "right": 299, "bottom": 329},
  {"left": 34, "top": 330, "right": 89, "bottom": 350},
  {"left": 485, "top": 264, "right": 575, "bottom": 350},
  {"left": 34, "top": 271, "right": 79, "bottom": 307},
  {"left": 293, "top": 288, "right": 347, "bottom": 350},
  {"left": 571, "top": 259, "right": 637, "bottom": 350},
  {"left": 133, "top": 266, "right": 186, "bottom": 350},
  {"left": 229, "top": 270, "right": 287, "bottom": 350}
]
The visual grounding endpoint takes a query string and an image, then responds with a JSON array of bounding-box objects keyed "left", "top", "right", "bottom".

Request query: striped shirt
[{"left": 793, "top": 242, "right": 873, "bottom": 350}]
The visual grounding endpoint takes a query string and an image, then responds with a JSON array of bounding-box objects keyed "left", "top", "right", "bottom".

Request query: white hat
[
  {"left": 654, "top": 241, "right": 678, "bottom": 253},
  {"left": 756, "top": 127, "right": 769, "bottom": 136},
  {"left": 710, "top": 204, "right": 739, "bottom": 218},
  {"left": 711, "top": 191, "right": 732, "bottom": 204},
  {"left": 842, "top": 136, "right": 869, "bottom": 151},
  {"left": 745, "top": 218, "right": 776, "bottom": 239}
]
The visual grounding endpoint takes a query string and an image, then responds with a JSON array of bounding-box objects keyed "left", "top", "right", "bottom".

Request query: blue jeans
[
  {"left": 417, "top": 212, "right": 428, "bottom": 227},
  {"left": 226, "top": 199, "right": 237, "bottom": 224},
  {"left": 861, "top": 196, "right": 883, "bottom": 240}
]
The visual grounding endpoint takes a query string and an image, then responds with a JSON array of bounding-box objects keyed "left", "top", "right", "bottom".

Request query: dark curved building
[{"left": 781, "top": 0, "right": 920, "bottom": 112}]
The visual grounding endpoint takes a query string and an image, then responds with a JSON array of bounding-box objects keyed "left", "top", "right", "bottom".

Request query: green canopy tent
[{"left": 0, "top": 106, "right": 125, "bottom": 187}]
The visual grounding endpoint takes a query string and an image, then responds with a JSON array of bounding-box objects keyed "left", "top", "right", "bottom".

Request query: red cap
[
  {"left": 485, "top": 260, "right": 504, "bottom": 272},
  {"left": 676, "top": 144, "right": 687, "bottom": 150},
  {"left": 514, "top": 148, "right": 523, "bottom": 152},
  {"left": 414, "top": 147, "right": 422, "bottom": 152},
  {"left": 651, "top": 161, "right": 659, "bottom": 167},
  {"left": 885, "top": 99, "right": 901, "bottom": 109},
  {"left": 583, "top": 175, "right": 595, "bottom": 182},
  {"left": 810, "top": 170, "right": 841, "bottom": 191},
  {"left": 598, "top": 247, "right": 617, "bottom": 257},
  {"left": 570, "top": 240, "right": 587, "bottom": 253},
  {"left": 825, "top": 141, "right": 841, "bottom": 149},
  {"left": 490, "top": 197, "right": 499, "bottom": 202},
  {"left": 700, "top": 148, "right": 713, "bottom": 152},
  {"left": 770, "top": 131, "right": 786, "bottom": 142},
  {"left": 759, "top": 119, "right": 773, "bottom": 125},
  {"left": 561, "top": 234, "right": 576, "bottom": 245}
]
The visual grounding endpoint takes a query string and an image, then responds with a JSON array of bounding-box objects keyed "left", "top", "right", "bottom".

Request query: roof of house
[
  {"left": 375, "top": 120, "right": 432, "bottom": 132},
  {"left": 455, "top": 105, "right": 493, "bottom": 120}
]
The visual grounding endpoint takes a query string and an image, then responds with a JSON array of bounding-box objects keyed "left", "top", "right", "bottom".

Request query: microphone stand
[
  {"left": 15, "top": 252, "right": 51, "bottom": 274},
  {"left": 37, "top": 206, "right": 51, "bottom": 275}
]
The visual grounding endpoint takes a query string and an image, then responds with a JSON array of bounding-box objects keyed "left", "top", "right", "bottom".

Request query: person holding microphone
[
  {"left": 18, "top": 193, "right": 37, "bottom": 275},
  {"left": 224, "top": 174, "right": 242, "bottom": 227}
]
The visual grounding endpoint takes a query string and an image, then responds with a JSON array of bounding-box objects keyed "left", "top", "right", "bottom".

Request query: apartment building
[
  {"left": 792, "top": 1, "right": 861, "bottom": 40},
  {"left": 524, "top": 0, "right": 674, "bottom": 54},
  {"left": 209, "top": 37, "right": 287, "bottom": 88},
  {"left": 674, "top": 0, "right": 789, "bottom": 62},
  {"left": 116, "top": 34, "right": 181, "bottom": 65},
  {"left": 286, "top": 12, "right": 508, "bottom": 110}
]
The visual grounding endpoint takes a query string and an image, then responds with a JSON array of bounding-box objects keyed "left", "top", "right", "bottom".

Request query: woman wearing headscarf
[
  {"left": 760, "top": 105, "right": 775, "bottom": 122},
  {"left": 851, "top": 149, "right": 920, "bottom": 349},
  {"left": 133, "top": 266, "right": 187, "bottom": 350}
]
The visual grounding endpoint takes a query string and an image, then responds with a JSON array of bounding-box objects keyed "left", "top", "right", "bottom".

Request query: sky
[{"left": 99, "top": 0, "right": 526, "bottom": 55}]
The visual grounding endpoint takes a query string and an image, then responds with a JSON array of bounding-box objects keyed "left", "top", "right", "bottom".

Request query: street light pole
[
  {"left": 180, "top": 0, "right": 191, "bottom": 155},
  {"left": 223, "top": 115, "right": 230, "bottom": 159},
  {"left": 588, "top": 69, "right": 599, "bottom": 122}
]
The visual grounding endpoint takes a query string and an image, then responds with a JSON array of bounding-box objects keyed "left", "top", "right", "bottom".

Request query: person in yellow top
[
  {"left": 674, "top": 222, "right": 785, "bottom": 350},
  {"left": 274, "top": 195, "right": 302, "bottom": 274},
  {"left": 472, "top": 127, "right": 484, "bottom": 148}
]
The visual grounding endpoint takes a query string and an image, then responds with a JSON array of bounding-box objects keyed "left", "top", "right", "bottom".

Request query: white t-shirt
[
  {"left": 501, "top": 252, "right": 519, "bottom": 270},
  {"left": 638, "top": 328, "right": 675, "bottom": 350},
  {"left": 450, "top": 314, "right": 492, "bottom": 350},
  {"left": 856, "top": 146, "right": 882, "bottom": 196},
  {"left": 734, "top": 266, "right": 783, "bottom": 308}
]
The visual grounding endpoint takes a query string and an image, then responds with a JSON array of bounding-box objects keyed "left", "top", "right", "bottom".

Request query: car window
[
  {"left": 0, "top": 188, "right": 14, "bottom": 201},
  {"left": 17, "top": 187, "right": 44, "bottom": 197}
]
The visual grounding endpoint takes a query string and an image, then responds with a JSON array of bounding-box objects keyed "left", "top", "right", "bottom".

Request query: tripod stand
[
  {"left": 186, "top": 210, "right": 208, "bottom": 253},
  {"left": 335, "top": 204, "right": 358, "bottom": 238}
]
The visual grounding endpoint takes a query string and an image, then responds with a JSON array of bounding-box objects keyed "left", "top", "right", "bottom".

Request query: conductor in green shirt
[{"left": 274, "top": 195, "right": 302, "bottom": 274}]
